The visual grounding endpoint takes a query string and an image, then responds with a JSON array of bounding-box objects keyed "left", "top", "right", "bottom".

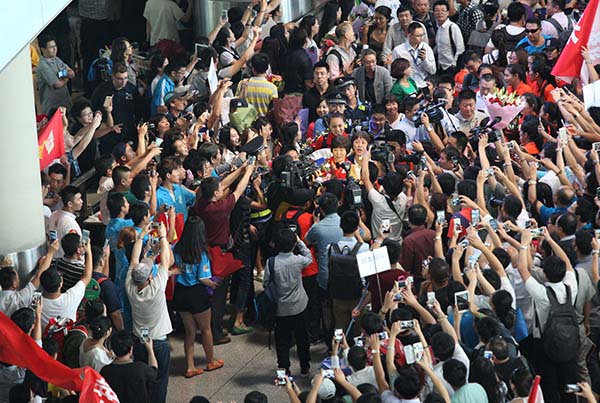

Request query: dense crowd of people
[{"left": 2, "top": 0, "right": 600, "bottom": 401}]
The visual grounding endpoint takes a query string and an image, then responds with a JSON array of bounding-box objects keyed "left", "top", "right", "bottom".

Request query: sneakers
[{"left": 214, "top": 336, "right": 232, "bottom": 345}]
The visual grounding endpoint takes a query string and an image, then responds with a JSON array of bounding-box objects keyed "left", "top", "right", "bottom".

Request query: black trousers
[
  {"left": 528, "top": 337, "right": 577, "bottom": 403},
  {"left": 275, "top": 309, "right": 311, "bottom": 372},
  {"left": 211, "top": 275, "right": 231, "bottom": 339},
  {"left": 302, "top": 275, "right": 321, "bottom": 342}
]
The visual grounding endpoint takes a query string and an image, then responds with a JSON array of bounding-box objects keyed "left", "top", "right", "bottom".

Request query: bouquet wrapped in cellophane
[{"left": 484, "top": 88, "right": 525, "bottom": 129}]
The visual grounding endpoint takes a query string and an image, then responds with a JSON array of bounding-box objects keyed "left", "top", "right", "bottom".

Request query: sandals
[
  {"left": 205, "top": 359, "right": 225, "bottom": 371},
  {"left": 184, "top": 368, "right": 204, "bottom": 378},
  {"left": 231, "top": 325, "right": 254, "bottom": 335}
]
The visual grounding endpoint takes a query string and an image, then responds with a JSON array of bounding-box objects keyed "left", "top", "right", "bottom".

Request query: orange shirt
[
  {"left": 508, "top": 81, "right": 534, "bottom": 96},
  {"left": 523, "top": 141, "right": 540, "bottom": 155}
]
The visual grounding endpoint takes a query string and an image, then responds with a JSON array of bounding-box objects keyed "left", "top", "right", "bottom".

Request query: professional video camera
[
  {"left": 371, "top": 140, "right": 396, "bottom": 164},
  {"left": 337, "top": 161, "right": 363, "bottom": 208},
  {"left": 411, "top": 100, "right": 446, "bottom": 127},
  {"left": 470, "top": 116, "right": 502, "bottom": 142},
  {"left": 281, "top": 159, "right": 319, "bottom": 189}
]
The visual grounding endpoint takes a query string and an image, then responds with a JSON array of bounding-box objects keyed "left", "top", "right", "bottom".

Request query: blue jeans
[{"left": 133, "top": 338, "right": 170, "bottom": 403}]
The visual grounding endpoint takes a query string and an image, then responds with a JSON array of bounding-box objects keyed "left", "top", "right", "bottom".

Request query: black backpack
[
  {"left": 268, "top": 208, "right": 305, "bottom": 250},
  {"left": 539, "top": 285, "right": 580, "bottom": 363},
  {"left": 547, "top": 16, "right": 574, "bottom": 47},
  {"left": 253, "top": 257, "right": 278, "bottom": 347},
  {"left": 328, "top": 242, "right": 364, "bottom": 300},
  {"left": 500, "top": 26, "right": 527, "bottom": 51}
]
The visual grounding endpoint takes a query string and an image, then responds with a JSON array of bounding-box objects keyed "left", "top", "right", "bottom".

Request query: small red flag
[{"left": 38, "top": 110, "right": 65, "bottom": 170}]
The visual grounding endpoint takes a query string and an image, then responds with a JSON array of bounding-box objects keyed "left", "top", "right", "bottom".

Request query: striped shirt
[
  {"left": 245, "top": 77, "right": 278, "bottom": 116},
  {"left": 54, "top": 257, "right": 85, "bottom": 292}
]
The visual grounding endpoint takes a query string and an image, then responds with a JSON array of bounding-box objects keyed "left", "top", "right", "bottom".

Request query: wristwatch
[
  {"left": 371, "top": 349, "right": 379, "bottom": 355},
  {"left": 426, "top": 125, "right": 434, "bottom": 131}
]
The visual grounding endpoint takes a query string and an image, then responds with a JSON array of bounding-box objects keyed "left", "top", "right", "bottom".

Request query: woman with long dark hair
[
  {"left": 110, "top": 37, "right": 137, "bottom": 85},
  {"left": 299, "top": 15, "right": 320, "bottom": 64},
  {"left": 469, "top": 357, "right": 508, "bottom": 403},
  {"left": 173, "top": 216, "right": 223, "bottom": 378},
  {"left": 361, "top": 6, "right": 391, "bottom": 62},
  {"left": 529, "top": 61, "right": 556, "bottom": 102},
  {"left": 316, "top": 1, "right": 341, "bottom": 44}
]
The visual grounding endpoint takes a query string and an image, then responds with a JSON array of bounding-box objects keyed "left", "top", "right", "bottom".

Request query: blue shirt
[
  {"left": 516, "top": 34, "right": 552, "bottom": 54},
  {"left": 305, "top": 213, "right": 343, "bottom": 290},
  {"left": 539, "top": 205, "right": 568, "bottom": 225},
  {"left": 151, "top": 75, "right": 174, "bottom": 115},
  {"left": 174, "top": 252, "right": 212, "bottom": 287},
  {"left": 105, "top": 218, "right": 134, "bottom": 252},
  {"left": 156, "top": 184, "right": 195, "bottom": 222}
]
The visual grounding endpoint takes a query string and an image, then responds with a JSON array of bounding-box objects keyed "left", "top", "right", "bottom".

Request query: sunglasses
[{"left": 525, "top": 28, "right": 540, "bottom": 34}]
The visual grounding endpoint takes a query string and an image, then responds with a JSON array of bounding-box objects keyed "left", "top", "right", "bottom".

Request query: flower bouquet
[
  {"left": 484, "top": 88, "right": 525, "bottom": 129},
  {"left": 266, "top": 74, "right": 284, "bottom": 92}
]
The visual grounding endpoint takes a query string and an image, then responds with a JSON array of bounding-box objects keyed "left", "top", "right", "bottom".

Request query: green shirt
[
  {"left": 391, "top": 77, "right": 418, "bottom": 103},
  {"left": 452, "top": 383, "right": 489, "bottom": 403}
]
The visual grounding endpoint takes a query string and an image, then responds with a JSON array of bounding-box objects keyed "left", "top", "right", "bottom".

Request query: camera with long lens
[
  {"left": 411, "top": 100, "right": 446, "bottom": 127},
  {"left": 281, "top": 160, "right": 318, "bottom": 189},
  {"left": 338, "top": 161, "right": 363, "bottom": 208},
  {"left": 371, "top": 140, "right": 396, "bottom": 164},
  {"left": 470, "top": 116, "right": 502, "bottom": 142},
  {"left": 489, "top": 197, "right": 505, "bottom": 208}
]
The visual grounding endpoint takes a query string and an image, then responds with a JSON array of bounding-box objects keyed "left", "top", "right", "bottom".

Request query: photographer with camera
[{"left": 361, "top": 149, "right": 408, "bottom": 240}]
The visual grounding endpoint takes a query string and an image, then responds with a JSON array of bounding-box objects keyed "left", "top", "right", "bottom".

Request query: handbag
[
  {"left": 208, "top": 246, "right": 244, "bottom": 278},
  {"left": 468, "top": 21, "right": 500, "bottom": 51},
  {"left": 271, "top": 94, "right": 303, "bottom": 129}
]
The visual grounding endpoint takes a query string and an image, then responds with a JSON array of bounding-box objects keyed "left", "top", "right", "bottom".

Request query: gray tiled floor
[
  {"left": 166, "top": 326, "right": 328, "bottom": 402},
  {"left": 166, "top": 280, "right": 327, "bottom": 402}
]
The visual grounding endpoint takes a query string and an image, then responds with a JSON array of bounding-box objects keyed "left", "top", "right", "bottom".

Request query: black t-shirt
[
  {"left": 283, "top": 48, "right": 314, "bottom": 94},
  {"left": 92, "top": 272, "right": 121, "bottom": 315},
  {"left": 365, "top": 75, "right": 377, "bottom": 105},
  {"left": 69, "top": 121, "right": 97, "bottom": 174},
  {"left": 91, "top": 81, "right": 139, "bottom": 154},
  {"left": 303, "top": 86, "right": 337, "bottom": 123},
  {"left": 101, "top": 361, "right": 157, "bottom": 403}
]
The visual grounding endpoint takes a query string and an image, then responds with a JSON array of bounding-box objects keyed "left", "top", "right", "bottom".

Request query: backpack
[
  {"left": 539, "top": 285, "right": 580, "bottom": 363},
  {"left": 43, "top": 317, "right": 87, "bottom": 361},
  {"left": 468, "top": 21, "right": 501, "bottom": 54},
  {"left": 269, "top": 208, "right": 305, "bottom": 249},
  {"left": 325, "top": 48, "right": 345, "bottom": 75},
  {"left": 500, "top": 27, "right": 527, "bottom": 51},
  {"left": 328, "top": 242, "right": 364, "bottom": 300},
  {"left": 253, "top": 257, "right": 278, "bottom": 347},
  {"left": 548, "top": 16, "right": 574, "bottom": 47},
  {"left": 86, "top": 55, "right": 112, "bottom": 97}
]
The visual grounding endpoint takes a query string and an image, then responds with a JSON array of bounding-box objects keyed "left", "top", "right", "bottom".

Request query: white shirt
[
  {"left": 143, "top": 0, "right": 184, "bottom": 46},
  {"left": 526, "top": 270, "right": 578, "bottom": 338},
  {"left": 0, "top": 283, "right": 35, "bottom": 317},
  {"left": 507, "top": 264, "right": 534, "bottom": 331},
  {"left": 541, "top": 11, "right": 570, "bottom": 39},
  {"left": 79, "top": 343, "right": 113, "bottom": 372},
  {"left": 475, "top": 92, "right": 489, "bottom": 115},
  {"left": 48, "top": 210, "right": 82, "bottom": 258},
  {"left": 347, "top": 366, "right": 378, "bottom": 388},
  {"left": 126, "top": 266, "right": 173, "bottom": 340},
  {"left": 435, "top": 19, "right": 465, "bottom": 70},
  {"left": 396, "top": 116, "right": 431, "bottom": 149},
  {"left": 368, "top": 189, "right": 407, "bottom": 240},
  {"left": 326, "top": 45, "right": 357, "bottom": 80},
  {"left": 391, "top": 41, "right": 436, "bottom": 87},
  {"left": 432, "top": 343, "right": 470, "bottom": 397},
  {"left": 41, "top": 280, "right": 86, "bottom": 327}
]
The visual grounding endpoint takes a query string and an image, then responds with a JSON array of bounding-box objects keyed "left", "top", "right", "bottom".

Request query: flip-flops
[
  {"left": 184, "top": 368, "right": 204, "bottom": 378},
  {"left": 205, "top": 359, "right": 225, "bottom": 371}
]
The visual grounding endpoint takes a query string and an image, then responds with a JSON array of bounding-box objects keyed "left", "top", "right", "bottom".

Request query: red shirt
[
  {"left": 194, "top": 194, "right": 236, "bottom": 247},
  {"left": 283, "top": 207, "right": 319, "bottom": 277},
  {"left": 366, "top": 268, "right": 409, "bottom": 313},
  {"left": 313, "top": 132, "right": 349, "bottom": 150},
  {"left": 322, "top": 157, "right": 348, "bottom": 180},
  {"left": 399, "top": 226, "right": 436, "bottom": 280}
]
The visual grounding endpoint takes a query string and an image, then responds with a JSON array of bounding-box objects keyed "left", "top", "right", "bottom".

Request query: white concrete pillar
[{"left": 0, "top": 46, "right": 46, "bottom": 274}]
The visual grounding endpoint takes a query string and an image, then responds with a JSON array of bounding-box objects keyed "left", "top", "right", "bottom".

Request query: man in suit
[{"left": 352, "top": 49, "right": 393, "bottom": 105}]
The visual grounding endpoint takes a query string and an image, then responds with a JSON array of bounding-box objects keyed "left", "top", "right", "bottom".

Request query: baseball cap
[
  {"left": 131, "top": 258, "right": 154, "bottom": 284},
  {"left": 545, "top": 38, "right": 560, "bottom": 50},
  {"left": 289, "top": 189, "right": 315, "bottom": 206},
  {"left": 311, "top": 378, "right": 336, "bottom": 400},
  {"left": 240, "top": 135, "right": 265, "bottom": 155},
  {"left": 164, "top": 91, "right": 186, "bottom": 106}
]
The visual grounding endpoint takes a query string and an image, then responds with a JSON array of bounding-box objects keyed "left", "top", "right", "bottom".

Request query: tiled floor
[{"left": 166, "top": 280, "right": 328, "bottom": 402}]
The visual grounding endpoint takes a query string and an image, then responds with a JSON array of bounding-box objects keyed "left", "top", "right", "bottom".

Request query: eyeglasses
[{"left": 525, "top": 28, "right": 540, "bottom": 34}]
